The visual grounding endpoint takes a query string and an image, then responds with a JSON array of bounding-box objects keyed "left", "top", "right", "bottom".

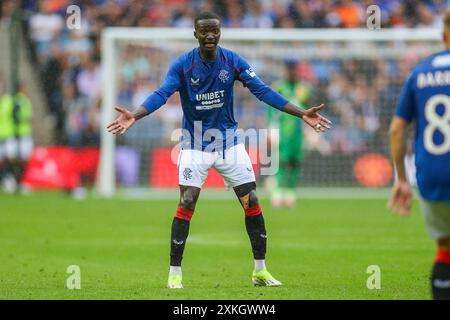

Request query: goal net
[{"left": 97, "top": 28, "right": 441, "bottom": 197}]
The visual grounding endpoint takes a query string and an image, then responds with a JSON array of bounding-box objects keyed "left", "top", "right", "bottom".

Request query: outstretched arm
[
  {"left": 243, "top": 83, "right": 332, "bottom": 132},
  {"left": 107, "top": 58, "right": 183, "bottom": 135},
  {"left": 106, "top": 106, "right": 149, "bottom": 135},
  {"left": 234, "top": 54, "right": 331, "bottom": 133}
]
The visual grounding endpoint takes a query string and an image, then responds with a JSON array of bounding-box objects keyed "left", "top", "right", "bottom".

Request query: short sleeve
[{"left": 395, "top": 73, "right": 416, "bottom": 122}]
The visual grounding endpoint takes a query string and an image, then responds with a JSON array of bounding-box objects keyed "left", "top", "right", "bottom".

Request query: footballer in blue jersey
[
  {"left": 389, "top": 12, "right": 450, "bottom": 300},
  {"left": 108, "top": 12, "right": 331, "bottom": 289}
]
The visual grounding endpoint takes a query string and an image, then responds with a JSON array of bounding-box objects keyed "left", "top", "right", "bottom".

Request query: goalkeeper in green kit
[{"left": 268, "top": 60, "right": 312, "bottom": 208}]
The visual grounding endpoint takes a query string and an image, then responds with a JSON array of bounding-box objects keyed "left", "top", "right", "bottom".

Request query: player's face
[{"left": 195, "top": 19, "right": 221, "bottom": 52}]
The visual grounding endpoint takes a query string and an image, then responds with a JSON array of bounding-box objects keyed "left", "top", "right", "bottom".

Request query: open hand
[
  {"left": 107, "top": 106, "right": 136, "bottom": 135},
  {"left": 387, "top": 180, "right": 412, "bottom": 216},
  {"left": 303, "top": 104, "right": 332, "bottom": 133}
]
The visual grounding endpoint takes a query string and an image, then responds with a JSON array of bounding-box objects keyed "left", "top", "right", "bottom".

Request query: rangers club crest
[
  {"left": 183, "top": 168, "right": 193, "bottom": 180},
  {"left": 218, "top": 69, "right": 229, "bottom": 83}
]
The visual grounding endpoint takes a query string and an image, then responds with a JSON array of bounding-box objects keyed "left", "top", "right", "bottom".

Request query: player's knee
[
  {"left": 179, "top": 193, "right": 196, "bottom": 210},
  {"left": 247, "top": 190, "right": 259, "bottom": 208},
  {"left": 178, "top": 186, "right": 199, "bottom": 211},
  {"left": 176, "top": 191, "right": 197, "bottom": 221},
  {"left": 243, "top": 192, "right": 262, "bottom": 217},
  {"left": 234, "top": 182, "right": 256, "bottom": 198}
]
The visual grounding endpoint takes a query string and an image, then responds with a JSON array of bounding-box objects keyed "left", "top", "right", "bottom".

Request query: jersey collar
[{"left": 196, "top": 46, "right": 220, "bottom": 64}]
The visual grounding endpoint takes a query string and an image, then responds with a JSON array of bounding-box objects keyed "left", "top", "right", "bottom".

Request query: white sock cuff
[
  {"left": 169, "top": 266, "right": 182, "bottom": 275},
  {"left": 254, "top": 259, "right": 266, "bottom": 272}
]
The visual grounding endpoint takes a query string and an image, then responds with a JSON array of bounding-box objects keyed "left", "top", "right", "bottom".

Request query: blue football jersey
[
  {"left": 396, "top": 49, "right": 450, "bottom": 201},
  {"left": 142, "top": 46, "right": 288, "bottom": 151}
]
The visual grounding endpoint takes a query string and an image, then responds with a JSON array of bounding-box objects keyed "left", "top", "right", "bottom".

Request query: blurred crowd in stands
[{"left": 0, "top": 0, "right": 447, "bottom": 152}]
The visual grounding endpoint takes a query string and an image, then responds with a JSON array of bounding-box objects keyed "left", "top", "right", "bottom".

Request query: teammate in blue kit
[
  {"left": 388, "top": 12, "right": 450, "bottom": 300},
  {"left": 107, "top": 12, "right": 331, "bottom": 289}
]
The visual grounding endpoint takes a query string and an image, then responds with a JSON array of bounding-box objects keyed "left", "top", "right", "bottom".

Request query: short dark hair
[{"left": 194, "top": 11, "right": 221, "bottom": 26}]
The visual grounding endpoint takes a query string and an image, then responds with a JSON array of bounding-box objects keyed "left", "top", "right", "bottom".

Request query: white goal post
[{"left": 97, "top": 27, "right": 441, "bottom": 197}]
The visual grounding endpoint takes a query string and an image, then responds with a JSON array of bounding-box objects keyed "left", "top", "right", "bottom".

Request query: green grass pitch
[{"left": 0, "top": 191, "right": 433, "bottom": 299}]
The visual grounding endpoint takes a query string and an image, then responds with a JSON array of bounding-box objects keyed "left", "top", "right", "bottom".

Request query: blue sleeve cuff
[
  {"left": 141, "top": 92, "right": 166, "bottom": 113},
  {"left": 395, "top": 110, "right": 413, "bottom": 122}
]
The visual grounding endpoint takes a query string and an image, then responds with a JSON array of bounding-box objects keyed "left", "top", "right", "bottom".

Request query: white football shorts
[
  {"left": 178, "top": 143, "right": 256, "bottom": 189},
  {"left": 420, "top": 198, "right": 450, "bottom": 240},
  {"left": 0, "top": 138, "right": 16, "bottom": 161},
  {"left": 16, "top": 136, "right": 33, "bottom": 161}
]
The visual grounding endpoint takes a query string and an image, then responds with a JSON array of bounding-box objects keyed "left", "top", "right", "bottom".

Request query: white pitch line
[{"left": 113, "top": 187, "right": 416, "bottom": 200}]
